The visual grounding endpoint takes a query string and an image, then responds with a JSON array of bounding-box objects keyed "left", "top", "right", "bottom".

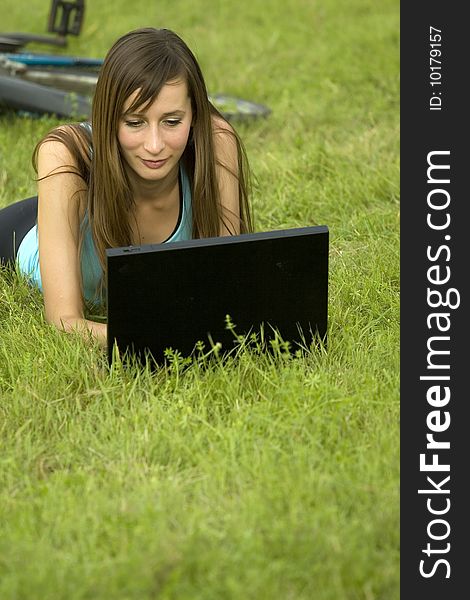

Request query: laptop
[{"left": 106, "top": 225, "right": 328, "bottom": 365}]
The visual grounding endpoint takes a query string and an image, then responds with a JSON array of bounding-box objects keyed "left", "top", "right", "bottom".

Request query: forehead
[{"left": 123, "top": 78, "right": 190, "bottom": 113}]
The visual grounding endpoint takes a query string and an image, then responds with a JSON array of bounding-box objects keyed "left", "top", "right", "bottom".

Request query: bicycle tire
[
  {"left": 0, "top": 74, "right": 91, "bottom": 118},
  {"left": 0, "top": 61, "right": 271, "bottom": 122},
  {"left": 20, "top": 69, "right": 98, "bottom": 96},
  {"left": 209, "top": 94, "right": 271, "bottom": 123}
]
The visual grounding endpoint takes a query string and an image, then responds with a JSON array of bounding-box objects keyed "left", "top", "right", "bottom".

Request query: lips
[{"left": 140, "top": 158, "right": 168, "bottom": 169}]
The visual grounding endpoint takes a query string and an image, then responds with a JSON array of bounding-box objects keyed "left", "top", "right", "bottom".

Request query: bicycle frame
[{"left": 0, "top": 2, "right": 271, "bottom": 123}]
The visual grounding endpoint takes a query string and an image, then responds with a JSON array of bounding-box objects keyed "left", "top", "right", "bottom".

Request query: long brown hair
[{"left": 33, "top": 28, "right": 252, "bottom": 297}]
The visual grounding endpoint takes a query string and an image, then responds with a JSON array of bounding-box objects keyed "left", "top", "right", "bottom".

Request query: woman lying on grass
[{"left": 0, "top": 27, "right": 252, "bottom": 347}]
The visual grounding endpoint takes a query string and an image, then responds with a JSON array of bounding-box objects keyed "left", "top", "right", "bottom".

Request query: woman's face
[{"left": 117, "top": 78, "right": 193, "bottom": 184}]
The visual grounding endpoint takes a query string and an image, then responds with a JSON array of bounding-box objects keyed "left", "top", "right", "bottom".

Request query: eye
[
  {"left": 164, "top": 119, "right": 182, "bottom": 127},
  {"left": 124, "top": 119, "right": 144, "bottom": 128}
]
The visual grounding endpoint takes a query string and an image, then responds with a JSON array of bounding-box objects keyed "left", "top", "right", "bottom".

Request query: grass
[{"left": 0, "top": 0, "right": 399, "bottom": 598}]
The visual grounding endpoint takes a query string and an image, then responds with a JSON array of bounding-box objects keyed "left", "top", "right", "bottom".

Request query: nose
[{"left": 143, "top": 125, "right": 165, "bottom": 155}]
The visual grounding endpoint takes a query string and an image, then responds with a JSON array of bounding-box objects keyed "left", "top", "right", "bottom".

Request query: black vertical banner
[{"left": 401, "top": 2, "right": 468, "bottom": 598}]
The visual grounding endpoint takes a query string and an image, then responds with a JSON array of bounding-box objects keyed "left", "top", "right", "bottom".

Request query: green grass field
[{"left": 0, "top": 0, "right": 400, "bottom": 598}]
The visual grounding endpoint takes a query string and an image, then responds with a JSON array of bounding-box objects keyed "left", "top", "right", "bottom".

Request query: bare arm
[
  {"left": 37, "top": 135, "right": 107, "bottom": 347},
  {"left": 212, "top": 117, "right": 241, "bottom": 236}
]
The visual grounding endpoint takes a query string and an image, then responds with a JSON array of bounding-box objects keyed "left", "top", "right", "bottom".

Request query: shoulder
[
  {"left": 35, "top": 124, "right": 90, "bottom": 217},
  {"left": 36, "top": 123, "right": 91, "bottom": 165},
  {"left": 35, "top": 123, "right": 91, "bottom": 189},
  {"left": 211, "top": 114, "right": 236, "bottom": 141},
  {"left": 211, "top": 115, "right": 238, "bottom": 167},
  {"left": 36, "top": 131, "right": 77, "bottom": 177}
]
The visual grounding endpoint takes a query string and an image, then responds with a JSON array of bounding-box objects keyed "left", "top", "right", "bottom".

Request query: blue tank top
[{"left": 16, "top": 165, "right": 193, "bottom": 305}]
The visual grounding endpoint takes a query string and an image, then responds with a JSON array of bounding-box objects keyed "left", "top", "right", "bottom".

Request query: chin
[{"left": 135, "top": 164, "right": 170, "bottom": 180}]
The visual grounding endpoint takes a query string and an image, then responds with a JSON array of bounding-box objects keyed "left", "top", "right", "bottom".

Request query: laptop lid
[{"left": 106, "top": 225, "right": 328, "bottom": 365}]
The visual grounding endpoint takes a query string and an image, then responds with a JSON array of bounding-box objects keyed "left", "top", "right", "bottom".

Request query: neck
[{"left": 128, "top": 163, "right": 180, "bottom": 207}]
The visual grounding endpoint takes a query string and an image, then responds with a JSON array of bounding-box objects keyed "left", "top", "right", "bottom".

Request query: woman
[{"left": 0, "top": 28, "right": 253, "bottom": 347}]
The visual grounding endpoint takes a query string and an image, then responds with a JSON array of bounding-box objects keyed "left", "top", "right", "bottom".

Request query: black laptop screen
[{"left": 106, "top": 226, "right": 328, "bottom": 364}]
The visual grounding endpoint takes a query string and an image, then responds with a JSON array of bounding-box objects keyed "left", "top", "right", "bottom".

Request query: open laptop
[{"left": 106, "top": 225, "right": 328, "bottom": 365}]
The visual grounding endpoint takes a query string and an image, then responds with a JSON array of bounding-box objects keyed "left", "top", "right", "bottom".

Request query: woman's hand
[{"left": 58, "top": 317, "right": 107, "bottom": 348}]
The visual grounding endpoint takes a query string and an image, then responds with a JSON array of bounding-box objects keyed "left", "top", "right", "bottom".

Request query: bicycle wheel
[
  {"left": 1, "top": 55, "right": 271, "bottom": 123},
  {"left": 0, "top": 74, "right": 91, "bottom": 118},
  {"left": 209, "top": 94, "right": 271, "bottom": 123},
  {"left": 0, "top": 54, "right": 99, "bottom": 96},
  {"left": 19, "top": 68, "right": 98, "bottom": 96}
]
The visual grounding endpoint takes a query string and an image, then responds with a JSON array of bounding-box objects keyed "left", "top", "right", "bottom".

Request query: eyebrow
[{"left": 123, "top": 109, "right": 187, "bottom": 118}]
